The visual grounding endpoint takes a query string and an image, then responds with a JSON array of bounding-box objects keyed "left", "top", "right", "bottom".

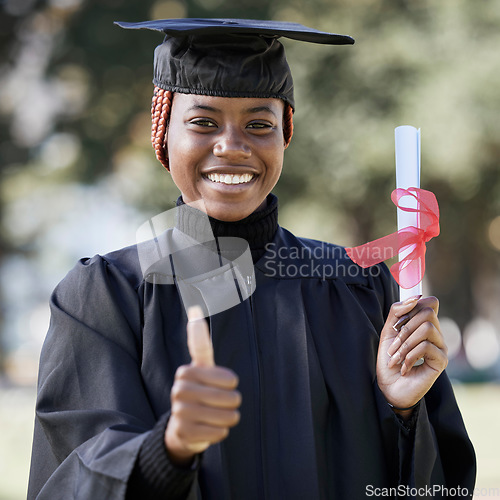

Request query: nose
[{"left": 213, "top": 126, "right": 251, "bottom": 159}]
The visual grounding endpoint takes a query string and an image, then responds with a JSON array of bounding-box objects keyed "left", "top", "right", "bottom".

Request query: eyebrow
[
  {"left": 246, "top": 106, "right": 278, "bottom": 117},
  {"left": 186, "top": 104, "right": 278, "bottom": 117},
  {"left": 187, "top": 104, "right": 219, "bottom": 113}
]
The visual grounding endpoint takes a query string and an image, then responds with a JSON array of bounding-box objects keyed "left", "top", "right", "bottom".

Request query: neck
[{"left": 175, "top": 194, "right": 279, "bottom": 262}]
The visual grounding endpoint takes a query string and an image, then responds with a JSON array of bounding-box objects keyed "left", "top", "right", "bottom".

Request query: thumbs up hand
[{"left": 164, "top": 307, "right": 241, "bottom": 466}]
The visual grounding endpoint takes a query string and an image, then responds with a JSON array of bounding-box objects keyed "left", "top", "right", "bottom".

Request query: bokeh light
[
  {"left": 48, "top": 0, "right": 84, "bottom": 8},
  {"left": 440, "top": 317, "right": 462, "bottom": 360},
  {"left": 487, "top": 215, "right": 500, "bottom": 251},
  {"left": 39, "top": 133, "right": 81, "bottom": 171},
  {"left": 3, "top": 0, "right": 37, "bottom": 16},
  {"left": 150, "top": 0, "right": 186, "bottom": 19},
  {"left": 463, "top": 318, "right": 500, "bottom": 370}
]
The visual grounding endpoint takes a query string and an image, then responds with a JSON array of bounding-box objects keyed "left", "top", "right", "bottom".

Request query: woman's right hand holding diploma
[
  {"left": 376, "top": 296, "right": 448, "bottom": 418},
  {"left": 165, "top": 306, "right": 241, "bottom": 466}
]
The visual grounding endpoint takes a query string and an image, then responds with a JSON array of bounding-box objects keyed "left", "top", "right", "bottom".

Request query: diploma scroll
[{"left": 395, "top": 126, "right": 422, "bottom": 302}]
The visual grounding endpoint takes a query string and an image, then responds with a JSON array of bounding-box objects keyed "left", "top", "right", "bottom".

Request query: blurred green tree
[{"left": 0, "top": 0, "right": 499, "bottom": 377}]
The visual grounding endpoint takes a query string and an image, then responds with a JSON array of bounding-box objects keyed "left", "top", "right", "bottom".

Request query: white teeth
[{"left": 206, "top": 173, "right": 254, "bottom": 185}]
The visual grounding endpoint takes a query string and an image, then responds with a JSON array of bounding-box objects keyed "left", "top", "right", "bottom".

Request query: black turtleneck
[{"left": 175, "top": 194, "right": 279, "bottom": 263}]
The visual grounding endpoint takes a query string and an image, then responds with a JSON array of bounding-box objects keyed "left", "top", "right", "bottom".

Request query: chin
[
  {"left": 206, "top": 203, "right": 256, "bottom": 222},
  {"left": 210, "top": 211, "right": 251, "bottom": 222}
]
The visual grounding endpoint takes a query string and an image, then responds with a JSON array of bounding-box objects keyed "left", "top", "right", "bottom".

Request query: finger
[
  {"left": 171, "top": 379, "right": 242, "bottom": 409},
  {"left": 392, "top": 295, "right": 423, "bottom": 318},
  {"left": 417, "top": 296, "right": 439, "bottom": 315},
  {"left": 401, "top": 342, "right": 448, "bottom": 376},
  {"left": 387, "top": 306, "right": 442, "bottom": 357},
  {"left": 392, "top": 313, "right": 412, "bottom": 333},
  {"left": 171, "top": 400, "right": 241, "bottom": 429},
  {"left": 175, "top": 364, "right": 239, "bottom": 390},
  {"left": 167, "top": 418, "right": 229, "bottom": 455},
  {"left": 387, "top": 321, "right": 444, "bottom": 369},
  {"left": 187, "top": 306, "right": 214, "bottom": 367},
  {"left": 185, "top": 441, "right": 212, "bottom": 454},
  {"left": 389, "top": 295, "right": 439, "bottom": 327},
  {"left": 396, "top": 296, "right": 439, "bottom": 323},
  {"left": 397, "top": 319, "right": 446, "bottom": 359},
  {"left": 380, "top": 295, "right": 422, "bottom": 345},
  {"left": 174, "top": 420, "right": 231, "bottom": 449}
]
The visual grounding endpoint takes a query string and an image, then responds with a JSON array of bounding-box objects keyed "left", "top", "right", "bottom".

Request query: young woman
[{"left": 28, "top": 19, "right": 475, "bottom": 500}]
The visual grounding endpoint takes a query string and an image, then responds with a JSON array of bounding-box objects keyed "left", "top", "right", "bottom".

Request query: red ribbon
[{"left": 345, "top": 188, "right": 440, "bottom": 289}]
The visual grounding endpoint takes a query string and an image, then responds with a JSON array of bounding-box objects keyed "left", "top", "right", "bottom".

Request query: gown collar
[{"left": 175, "top": 194, "right": 278, "bottom": 262}]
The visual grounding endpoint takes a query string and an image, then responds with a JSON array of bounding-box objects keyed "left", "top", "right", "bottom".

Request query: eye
[
  {"left": 190, "top": 118, "right": 217, "bottom": 128},
  {"left": 247, "top": 121, "right": 274, "bottom": 131}
]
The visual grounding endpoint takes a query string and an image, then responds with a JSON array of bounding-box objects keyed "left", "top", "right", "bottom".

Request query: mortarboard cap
[{"left": 115, "top": 18, "right": 354, "bottom": 110}]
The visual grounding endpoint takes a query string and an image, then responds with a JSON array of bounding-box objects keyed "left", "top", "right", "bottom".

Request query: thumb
[{"left": 187, "top": 306, "right": 214, "bottom": 367}]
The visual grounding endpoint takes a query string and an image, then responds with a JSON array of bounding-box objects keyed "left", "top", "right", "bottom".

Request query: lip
[
  {"left": 202, "top": 165, "right": 259, "bottom": 175},
  {"left": 202, "top": 173, "right": 258, "bottom": 190},
  {"left": 201, "top": 165, "right": 260, "bottom": 189}
]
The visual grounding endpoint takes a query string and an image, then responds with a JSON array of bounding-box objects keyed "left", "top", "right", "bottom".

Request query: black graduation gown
[{"left": 28, "top": 226, "right": 476, "bottom": 499}]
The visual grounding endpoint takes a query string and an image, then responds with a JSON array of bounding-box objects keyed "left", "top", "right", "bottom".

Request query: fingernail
[
  {"left": 392, "top": 314, "right": 410, "bottom": 332},
  {"left": 402, "top": 294, "right": 422, "bottom": 305},
  {"left": 388, "top": 350, "right": 402, "bottom": 368},
  {"left": 388, "top": 335, "right": 401, "bottom": 356}
]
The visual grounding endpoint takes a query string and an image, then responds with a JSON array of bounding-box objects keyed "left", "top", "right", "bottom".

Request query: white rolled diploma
[{"left": 395, "top": 126, "right": 422, "bottom": 302}]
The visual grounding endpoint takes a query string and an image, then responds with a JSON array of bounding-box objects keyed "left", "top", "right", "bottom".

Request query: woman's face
[{"left": 166, "top": 93, "right": 285, "bottom": 222}]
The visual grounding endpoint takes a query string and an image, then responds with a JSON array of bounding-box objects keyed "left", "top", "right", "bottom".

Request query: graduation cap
[{"left": 115, "top": 18, "right": 354, "bottom": 110}]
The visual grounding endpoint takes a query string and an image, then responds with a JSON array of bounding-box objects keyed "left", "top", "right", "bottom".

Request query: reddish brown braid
[
  {"left": 151, "top": 86, "right": 294, "bottom": 170},
  {"left": 151, "top": 86, "right": 173, "bottom": 170},
  {"left": 283, "top": 103, "right": 294, "bottom": 148}
]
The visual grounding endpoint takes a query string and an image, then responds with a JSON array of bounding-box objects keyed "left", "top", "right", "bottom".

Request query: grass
[
  {"left": 453, "top": 383, "right": 500, "bottom": 498},
  {"left": 0, "top": 385, "right": 35, "bottom": 500},
  {"left": 0, "top": 383, "right": 498, "bottom": 499}
]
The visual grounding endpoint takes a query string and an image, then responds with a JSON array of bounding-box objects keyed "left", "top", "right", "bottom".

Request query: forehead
[{"left": 171, "top": 93, "right": 285, "bottom": 115}]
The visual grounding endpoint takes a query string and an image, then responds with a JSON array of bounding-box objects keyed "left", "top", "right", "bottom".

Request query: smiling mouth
[{"left": 205, "top": 173, "right": 255, "bottom": 185}]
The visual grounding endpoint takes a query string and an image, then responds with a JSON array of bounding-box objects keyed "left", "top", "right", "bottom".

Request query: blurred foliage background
[{"left": 0, "top": 0, "right": 499, "bottom": 498}]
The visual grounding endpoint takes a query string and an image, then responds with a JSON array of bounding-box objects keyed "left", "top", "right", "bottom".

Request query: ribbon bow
[{"left": 346, "top": 188, "right": 440, "bottom": 289}]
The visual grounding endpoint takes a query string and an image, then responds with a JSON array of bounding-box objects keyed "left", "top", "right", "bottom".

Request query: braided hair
[
  {"left": 151, "top": 87, "right": 173, "bottom": 171},
  {"left": 151, "top": 85, "right": 294, "bottom": 171}
]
